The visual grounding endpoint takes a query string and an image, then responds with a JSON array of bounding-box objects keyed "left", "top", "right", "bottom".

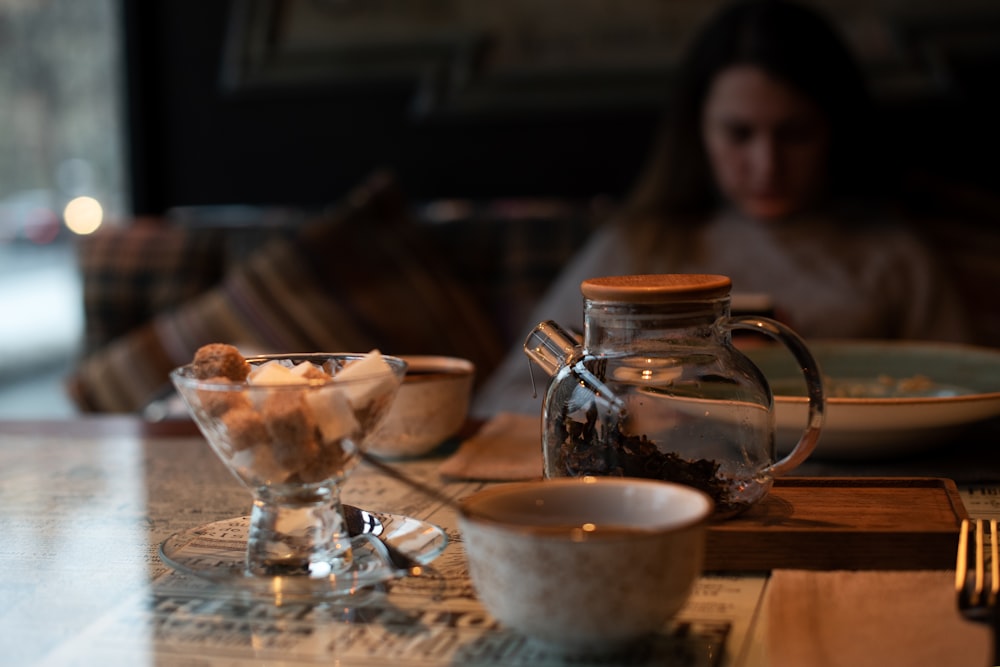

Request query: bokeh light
[{"left": 63, "top": 196, "right": 103, "bottom": 235}]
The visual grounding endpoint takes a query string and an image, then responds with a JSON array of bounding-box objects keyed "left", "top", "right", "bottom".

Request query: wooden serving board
[{"left": 705, "top": 477, "right": 967, "bottom": 571}]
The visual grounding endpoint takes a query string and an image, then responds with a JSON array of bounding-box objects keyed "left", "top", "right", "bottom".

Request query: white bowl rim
[
  {"left": 460, "top": 476, "right": 713, "bottom": 539},
  {"left": 399, "top": 355, "right": 475, "bottom": 378}
]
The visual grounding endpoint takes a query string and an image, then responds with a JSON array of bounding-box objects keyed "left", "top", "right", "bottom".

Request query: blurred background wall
[
  {"left": 124, "top": 0, "right": 1000, "bottom": 212},
  {"left": 1, "top": 0, "right": 998, "bottom": 416}
]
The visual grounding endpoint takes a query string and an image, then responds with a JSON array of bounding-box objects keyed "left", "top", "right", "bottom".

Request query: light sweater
[{"left": 473, "top": 207, "right": 971, "bottom": 417}]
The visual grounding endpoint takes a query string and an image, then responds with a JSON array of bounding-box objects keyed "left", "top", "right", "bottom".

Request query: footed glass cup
[{"left": 171, "top": 353, "right": 406, "bottom": 578}]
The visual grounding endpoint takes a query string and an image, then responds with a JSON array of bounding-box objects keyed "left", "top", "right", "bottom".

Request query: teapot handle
[{"left": 725, "top": 316, "right": 825, "bottom": 476}]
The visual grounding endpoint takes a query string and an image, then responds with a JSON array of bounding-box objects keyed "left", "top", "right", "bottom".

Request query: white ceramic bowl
[
  {"left": 458, "top": 477, "right": 712, "bottom": 650},
  {"left": 366, "top": 355, "right": 475, "bottom": 458}
]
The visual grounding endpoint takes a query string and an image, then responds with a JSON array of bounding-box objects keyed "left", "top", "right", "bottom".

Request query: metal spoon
[
  {"left": 342, "top": 502, "right": 424, "bottom": 575},
  {"left": 344, "top": 451, "right": 475, "bottom": 575}
]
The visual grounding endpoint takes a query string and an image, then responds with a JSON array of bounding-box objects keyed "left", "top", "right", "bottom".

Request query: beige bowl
[
  {"left": 366, "top": 355, "right": 475, "bottom": 458},
  {"left": 459, "top": 477, "right": 712, "bottom": 650}
]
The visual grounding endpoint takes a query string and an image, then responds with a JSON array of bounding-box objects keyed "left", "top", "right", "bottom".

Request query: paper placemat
[
  {"left": 438, "top": 412, "right": 543, "bottom": 481},
  {"left": 765, "top": 570, "right": 991, "bottom": 667}
]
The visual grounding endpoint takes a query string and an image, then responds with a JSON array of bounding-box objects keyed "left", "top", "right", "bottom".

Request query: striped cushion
[
  {"left": 69, "top": 175, "right": 506, "bottom": 413},
  {"left": 76, "top": 220, "right": 224, "bottom": 353}
]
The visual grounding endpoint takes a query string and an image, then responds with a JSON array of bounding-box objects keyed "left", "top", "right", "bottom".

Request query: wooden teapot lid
[{"left": 581, "top": 274, "right": 732, "bottom": 303}]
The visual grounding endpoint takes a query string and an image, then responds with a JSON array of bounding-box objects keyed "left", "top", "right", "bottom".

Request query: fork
[{"left": 956, "top": 518, "right": 999, "bottom": 665}]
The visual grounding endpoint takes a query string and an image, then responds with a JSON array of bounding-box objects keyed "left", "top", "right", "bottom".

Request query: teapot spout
[
  {"left": 523, "top": 320, "right": 625, "bottom": 413},
  {"left": 523, "top": 320, "right": 580, "bottom": 377}
]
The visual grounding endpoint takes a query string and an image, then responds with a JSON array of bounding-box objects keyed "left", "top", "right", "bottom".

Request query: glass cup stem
[{"left": 246, "top": 488, "right": 353, "bottom": 578}]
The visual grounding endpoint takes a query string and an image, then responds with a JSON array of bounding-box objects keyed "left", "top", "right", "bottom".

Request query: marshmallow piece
[
  {"left": 262, "top": 392, "right": 321, "bottom": 470},
  {"left": 230, "top": 444, "right": 291, "bottom": 485},
  {"left": 306, "top": 385, "right": 360, "bottom": 443},
  {"left": 290, "top": 361, "right": 332, "bottom": 381},
  {"left": 222, "top": 404, "right": 269, "bottom": 451},
  {"left": 249, "top": 360, "right": 310, "bottom": 386},
  {"left": 192, "top": 343, "right": 250, "bottom": 381},
  {"left": 332, "top": 349, "right": 400, "bottom": 408}
]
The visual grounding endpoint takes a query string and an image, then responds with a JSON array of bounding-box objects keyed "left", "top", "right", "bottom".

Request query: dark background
[{"left": 122, "top": 0, "right": 1000, "bottom": 216}]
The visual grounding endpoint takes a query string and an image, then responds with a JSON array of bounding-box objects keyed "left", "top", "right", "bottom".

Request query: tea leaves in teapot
[{"left": 556, "top": 402, "right": 748, "bottom": 517}]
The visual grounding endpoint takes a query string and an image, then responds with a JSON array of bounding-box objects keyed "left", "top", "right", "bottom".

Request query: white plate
[{"left": 744, "top": 341, "right": 1000, "bottom": 460}]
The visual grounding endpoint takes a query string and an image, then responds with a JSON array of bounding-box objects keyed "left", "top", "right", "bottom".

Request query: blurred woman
[{"left": 474, "top": 0, "right": 970, "bottom": 416}]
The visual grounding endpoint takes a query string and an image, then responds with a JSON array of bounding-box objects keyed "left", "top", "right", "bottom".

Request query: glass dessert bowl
[{"left": 168, "top": 349, "right": 411, "bottom": 583}]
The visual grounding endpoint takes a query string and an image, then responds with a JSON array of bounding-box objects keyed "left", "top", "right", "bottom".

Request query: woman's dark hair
[{"left": 624, "top": 0, "right": 880, "bottom": 223}]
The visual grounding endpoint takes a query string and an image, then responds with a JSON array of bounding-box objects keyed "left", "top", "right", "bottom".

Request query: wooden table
[{"left": 1, "top": 417, "right": 996, "bottom": 666}]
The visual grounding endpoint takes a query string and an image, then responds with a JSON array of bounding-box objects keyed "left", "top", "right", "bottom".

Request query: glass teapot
[{"left": 524, "top": 274, "right": 824, "bottom": 518}]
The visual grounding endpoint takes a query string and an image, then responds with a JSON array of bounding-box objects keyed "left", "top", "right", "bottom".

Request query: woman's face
[{"left": 702, "top": 65, "right": 831, "bottom": 221}]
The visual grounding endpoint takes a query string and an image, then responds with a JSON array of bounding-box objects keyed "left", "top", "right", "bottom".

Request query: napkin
[
  {"left": 765, "top": 569, "right": 991, "bottom": 667},
  {"left": 438, "top": 412, "right": 543, "bottom": 480}
]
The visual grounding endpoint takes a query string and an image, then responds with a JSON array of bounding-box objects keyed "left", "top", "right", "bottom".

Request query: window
[{"left": 0, "top": 0, "right": 125, "bottom": 416}]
